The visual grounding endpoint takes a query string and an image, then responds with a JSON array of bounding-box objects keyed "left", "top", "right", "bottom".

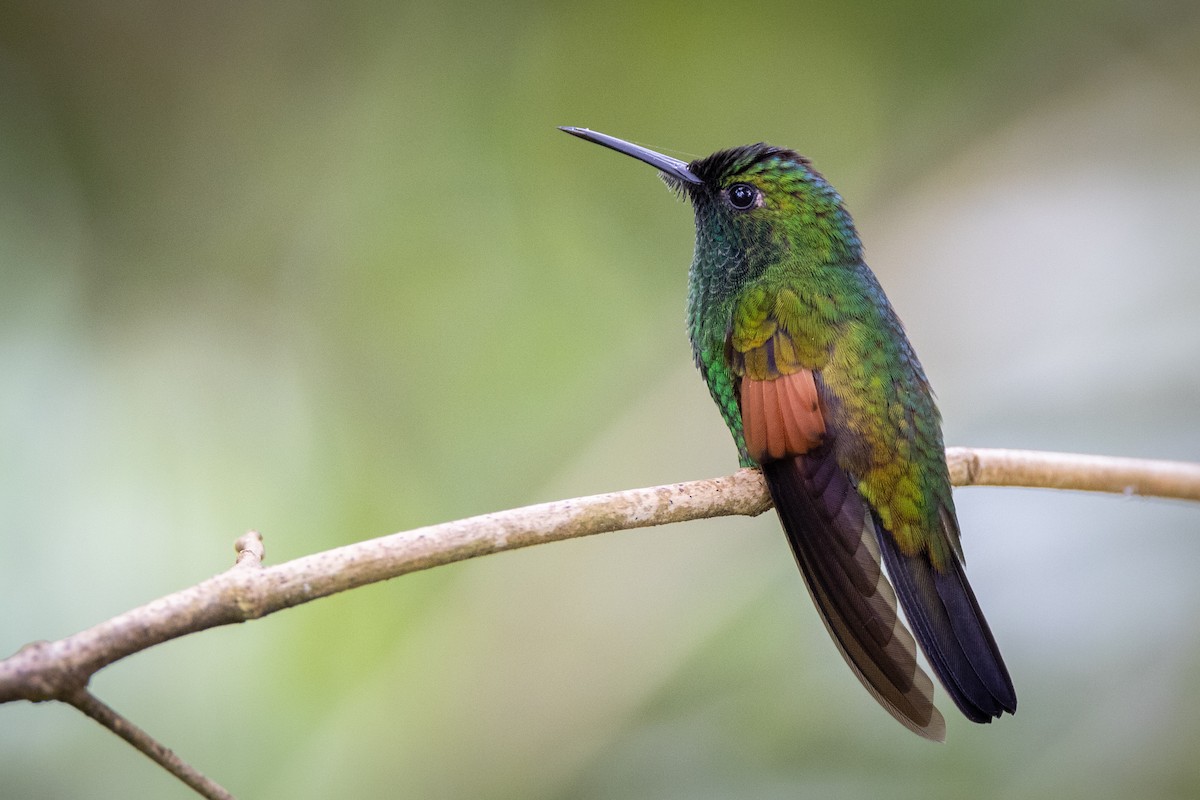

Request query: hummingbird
[{"left": 561, "top": 127, "right": 1016, "bottom": 740}]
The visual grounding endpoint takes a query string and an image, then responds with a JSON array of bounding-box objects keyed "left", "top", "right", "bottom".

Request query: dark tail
[{"left": 874, "top": 511, "right": 1017, "bottom": 722}]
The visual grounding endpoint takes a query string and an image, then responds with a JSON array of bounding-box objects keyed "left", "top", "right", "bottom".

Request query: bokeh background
[{"left": 3, "top": 1, "right": 1199, "bottom": 797}]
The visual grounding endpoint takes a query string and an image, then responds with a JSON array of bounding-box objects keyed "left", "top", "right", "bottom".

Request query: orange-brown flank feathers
[{"left": 741, "top": 371, "right": 826, "bottom": 462}]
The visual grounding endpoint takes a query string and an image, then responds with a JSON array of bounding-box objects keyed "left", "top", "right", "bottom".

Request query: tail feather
[
  {"left": 874, "top": 522, "right": 1017, "bottom": 721},
  {"left": 763, "top": 452, "right": 946, "bottom": 741}
]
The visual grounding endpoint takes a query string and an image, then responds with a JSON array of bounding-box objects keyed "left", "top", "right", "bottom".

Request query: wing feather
[
  {"left": 729, "top": 289, "right": 1012, "bottom": 737},
  {"left": 764, "top": 452, "right": 945, "bottom": 740}
]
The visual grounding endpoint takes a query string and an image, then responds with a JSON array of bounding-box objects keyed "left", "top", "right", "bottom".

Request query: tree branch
[
  {"left": 5, "top": 447, "right": 1200, "bottom": 704},
  {"left": 2, "top": 447, "right": 1198, "bottom": 798},
  {"left": 945, "top": 447, "right": 1200, "bottom": 500},
  {"left": 0, "top": 472, "right": 772, "bottom": 705},
  {"left": 67, "top": 689, "right": 234, "bottom": 800}
]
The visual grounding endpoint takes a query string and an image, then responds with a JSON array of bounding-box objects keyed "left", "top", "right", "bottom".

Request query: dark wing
[
  {"left": 762, "top": 446, "right": 947, "bottom": 740},
  {"left": 739, "top": 365, "right": 946, "bottom": 740}
]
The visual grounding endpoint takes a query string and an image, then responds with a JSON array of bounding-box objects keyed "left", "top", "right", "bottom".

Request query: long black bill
[{"left": 559, "top": 127, "right": 702, "bottom": 186}]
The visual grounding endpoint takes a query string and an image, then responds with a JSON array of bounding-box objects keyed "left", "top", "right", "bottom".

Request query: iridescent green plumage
[{"left": 562, "top": 127, "right": 1015, "bottom": 739}]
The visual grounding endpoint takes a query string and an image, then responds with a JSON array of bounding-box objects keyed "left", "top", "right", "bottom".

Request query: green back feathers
[{"left": 679, "top": 144, "right": 959, "bottom": 568}]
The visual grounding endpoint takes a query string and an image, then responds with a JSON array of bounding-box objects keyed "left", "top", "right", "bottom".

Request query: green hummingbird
[{"left": 561, "top": 127, "right": 1016, "bottom": 740}]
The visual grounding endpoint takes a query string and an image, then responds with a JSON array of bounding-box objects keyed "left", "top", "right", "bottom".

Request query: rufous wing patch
[{"left": 741, "top": 369, "right": 826, "bottom": 462}]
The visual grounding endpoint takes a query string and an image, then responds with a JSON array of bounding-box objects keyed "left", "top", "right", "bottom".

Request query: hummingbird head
[{"left": 560, "top": 128, "right": 862, "bottom": 287}]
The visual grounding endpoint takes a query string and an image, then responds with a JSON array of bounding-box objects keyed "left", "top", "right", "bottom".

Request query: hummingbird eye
[{"left": 727, "top": 183, "right": 759, "bottom": 210}]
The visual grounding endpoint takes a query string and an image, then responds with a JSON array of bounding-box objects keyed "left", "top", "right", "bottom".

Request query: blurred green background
[{"left": 3, "top": 1, "right": 1200, "bottom": 797}]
